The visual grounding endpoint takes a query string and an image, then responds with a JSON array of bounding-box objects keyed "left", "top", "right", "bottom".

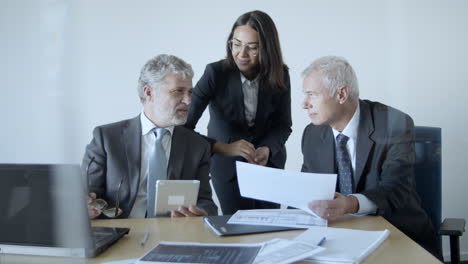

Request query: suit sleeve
[
  {"left": 195, "top": 140, "right": 218, "bottom": 215},
  {"left": 258, "top": 70, "right": 292, "bottom": 163},
  {"left": 81, "top": 126, "right": 107, "bottom": 198},
  {"left": 185, "top": 64, "right": 217, "bottom": 146},
  {"left": 360, "top": 114, "right": 416, "bottom": 217},
  {"left": 301, "top": 124, "right": 311, "bottom": 172}
]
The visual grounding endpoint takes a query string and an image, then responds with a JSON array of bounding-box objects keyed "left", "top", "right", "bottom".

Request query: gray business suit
[
  {"left": 301, "top": 100, "right": 439, "bottom": 257},
  {"left": 82, "top": 115, "right": 217, "bottom": 217}
]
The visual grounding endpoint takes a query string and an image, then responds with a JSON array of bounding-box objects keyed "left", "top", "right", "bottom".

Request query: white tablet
[{"left": 154, "top": 180, "right": 200, "bottom": 216}]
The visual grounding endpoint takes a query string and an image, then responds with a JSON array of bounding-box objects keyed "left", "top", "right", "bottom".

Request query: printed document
[
  {"left": 295, "top": 226, "right": 390, "bottom": 264},
  {"left": 236, "top": 161, "right": 336, "bottom": 216},
  {"left": 228, "top": 209, "right": 327, "bottom": 227},
  {"left": 138, "top": 241, "right": 262, "bottom": 264},
  {"left": 253, "top": 238, "right": 324, "bottom": 264}
]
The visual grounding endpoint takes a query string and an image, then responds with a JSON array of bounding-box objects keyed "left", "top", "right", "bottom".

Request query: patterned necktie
[
  {"left": 147, "top": 128, "right": 168, "bottom": 218},
  {"left": 335, "top": 133, "right": 354, "bottom": 196}
]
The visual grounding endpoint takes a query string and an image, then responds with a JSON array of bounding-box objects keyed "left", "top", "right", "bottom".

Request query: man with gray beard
[{"left": 82, "top": 54, "right": 217, "bottom": 219}]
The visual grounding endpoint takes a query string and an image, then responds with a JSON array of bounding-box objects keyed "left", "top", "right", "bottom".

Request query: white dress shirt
[
  {"left": 128, "top": 112, "right": 174, "bottom": 218},
  {"left": 240, "top": 73, "right": 259, "bottom": 127},
  {"left": 331, "top": 104, "right": 377, "bottom": 215}
]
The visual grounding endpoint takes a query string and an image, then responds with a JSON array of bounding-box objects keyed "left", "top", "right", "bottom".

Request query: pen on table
[
  {"left": 317, "top": 236, "right": 327, "bottom": 246},
  {"left": 140, "top": 230, "right": 150, "bottom": 246}
]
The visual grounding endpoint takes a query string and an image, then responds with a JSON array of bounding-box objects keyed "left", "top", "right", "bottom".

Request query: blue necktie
[
  {"left": 335, "top": 133, "right": 354, "bottom": 196},
  {"left": 147, "top": 128, "right": 168, "bottom": 218}
]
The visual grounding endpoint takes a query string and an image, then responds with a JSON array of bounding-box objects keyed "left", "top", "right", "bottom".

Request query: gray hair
[
  {"left": 137, "top": 54, "right": 194, "bottom": 103},
  {"left": 302, "top": 56, "right": 359, "bottom": 101}
]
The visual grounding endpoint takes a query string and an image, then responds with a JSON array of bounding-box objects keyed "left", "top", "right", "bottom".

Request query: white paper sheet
[
  {"left": 253, "top": 238, "right": 324, "bottom": 264},
  {"left": 295, "top": 226, "right": 390, "bottom": 264},
  {"left": 228, "top": 209, "right": 327, "bottom": 227},
  {"left": 236, "top": 161, "right": 336, "bottom": 216}
]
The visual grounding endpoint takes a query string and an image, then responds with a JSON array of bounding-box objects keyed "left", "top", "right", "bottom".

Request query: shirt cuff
[{"left": 349, "top": 194, "right": 377, "bottom": 215}]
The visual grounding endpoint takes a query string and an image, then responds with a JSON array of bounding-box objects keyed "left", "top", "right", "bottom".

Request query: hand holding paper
[
  {"left": 236, "top": 161, "right": 336, "bottom": 217},
  {"left": 308, "top": 192, "right": 360, "bottom": 221}
]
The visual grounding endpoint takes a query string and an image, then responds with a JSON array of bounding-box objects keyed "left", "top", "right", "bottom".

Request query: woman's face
[{"left": 231, "top": 25, "right": 260, "bottom": 78}]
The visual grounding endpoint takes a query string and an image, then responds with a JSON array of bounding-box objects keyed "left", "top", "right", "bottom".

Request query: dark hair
[{"left": 225, "top": 10, "right": 288, "bottom": 91}]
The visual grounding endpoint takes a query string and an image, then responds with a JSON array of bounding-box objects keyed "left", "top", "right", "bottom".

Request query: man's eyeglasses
[
  {"left": 228, "top": 39, "right": 259, "bottom": 57},
  {"left": 87, "top": 157, "right": 124, "bottom": 218}
]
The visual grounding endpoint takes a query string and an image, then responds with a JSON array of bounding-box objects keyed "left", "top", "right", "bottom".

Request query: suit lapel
[
  {"left": 122, "top": 116, "right": 142, "bottom": 204},
  {"left": 320, "top": 126, "right": 337, "bottom": 173},
  {"left": 167, "top": 126, "right": 186, "bottom": 179},
  {"left": 355, "top": 100, "right": 375, "bottom": 187},
  {"left": 253, "top": 80, "right": 269, "bottom": 131}
]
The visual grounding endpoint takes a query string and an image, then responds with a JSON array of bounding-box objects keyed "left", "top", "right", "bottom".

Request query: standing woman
[{"left": 185, "top": 10, "right": 291, "bottom": 215}]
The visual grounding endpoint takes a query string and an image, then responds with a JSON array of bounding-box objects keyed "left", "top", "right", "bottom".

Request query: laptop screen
[{"left": 0, "top": 164, "right": 94, "bottom": 254}]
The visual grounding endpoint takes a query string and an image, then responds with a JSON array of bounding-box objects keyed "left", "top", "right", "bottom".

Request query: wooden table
[
  {"left": 92, "top": 215, "right": 440, "bottom": 264},
  {"left": 0, "top": 216, "right": 441, "bottom": 264}
]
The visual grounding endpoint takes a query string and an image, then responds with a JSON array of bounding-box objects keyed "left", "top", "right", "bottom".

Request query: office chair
[{"left": 414, "top": 126, "right": 466, "bottom": 264}]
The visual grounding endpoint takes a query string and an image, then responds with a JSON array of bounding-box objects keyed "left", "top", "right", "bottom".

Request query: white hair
[
  {"left": 302, "top": 56, "right": 359, "bottom": 101},
  {"left": 137, "top": 54, "right": 194, "bottom": 103}
]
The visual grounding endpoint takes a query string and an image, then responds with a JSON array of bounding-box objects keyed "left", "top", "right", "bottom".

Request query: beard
[{"left": 171, "top": 114, "right": 188, "bottom": 126}]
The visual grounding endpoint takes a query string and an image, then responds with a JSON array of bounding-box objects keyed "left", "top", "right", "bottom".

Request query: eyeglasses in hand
[{"left": 87, "top": 156, "right": 124, "bottom": 218}]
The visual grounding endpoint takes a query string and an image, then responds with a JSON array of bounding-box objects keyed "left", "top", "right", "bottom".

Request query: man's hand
[
  {"left": 213, "top": 140, "right": 255, "bottom": 163},
  {"left": 254, "top": 146, "right": 270, "bottom": 166},
  {"left": 87, "top": 192, "right": 102, "bottom": 219},
  {"left": 308, "top": 192, "right": 359, "bottom": 221},
  {"left": 171, "top": 205, "right": 208, "bottom": 217}
]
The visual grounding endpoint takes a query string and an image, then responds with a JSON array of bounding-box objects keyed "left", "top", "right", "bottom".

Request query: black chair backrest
[{"left": 414, "top": 126, "right": 442, "bottom": 252}]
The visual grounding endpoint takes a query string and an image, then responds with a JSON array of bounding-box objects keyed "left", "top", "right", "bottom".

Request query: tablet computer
[{"left": 154, "top": 180, "right": 200, "bottom": 216}]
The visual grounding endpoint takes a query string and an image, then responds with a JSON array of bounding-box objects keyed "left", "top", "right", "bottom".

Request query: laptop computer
[{"left": 0, "top": 164, "right": 129, "bottom": 258}]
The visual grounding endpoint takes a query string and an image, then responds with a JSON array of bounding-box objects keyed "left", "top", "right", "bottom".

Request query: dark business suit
[
  {"left": 301, "top": 100, "right": 439, "bottom": 257},
  {"left": 185, "top": 60, "right": 292, "bottom": 215},
  {"left": 82, "top": 115, "right": 218, "bottom": 217}
]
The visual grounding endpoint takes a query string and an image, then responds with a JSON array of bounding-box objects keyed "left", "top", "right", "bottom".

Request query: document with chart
[
  {"left": 138, "top": 241, "right": 262, "bottom": 264},
  {"left": 228, "top": 209, "right": 327, "bottom": 228}
]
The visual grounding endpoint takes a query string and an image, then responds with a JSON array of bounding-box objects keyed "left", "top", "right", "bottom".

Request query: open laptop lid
[{"left": 0, "top": 164, "right": 95, "bottom": 257}]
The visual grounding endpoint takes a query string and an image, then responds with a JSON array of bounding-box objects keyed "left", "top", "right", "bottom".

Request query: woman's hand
[
  {"left": 213, "top": 140, "right": 255, "bottom": 163},
  {"left": 254, "top": 146, "right": 270, "bottom": 166}
]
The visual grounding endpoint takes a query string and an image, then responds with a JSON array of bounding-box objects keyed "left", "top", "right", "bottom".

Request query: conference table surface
[{"left": 0, "top": 215, "right": 441, "bottom": 264}]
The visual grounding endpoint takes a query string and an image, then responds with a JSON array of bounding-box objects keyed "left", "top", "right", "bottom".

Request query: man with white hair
[
  {"left": 301, "top": 56, "right": 439, "bottom": 258},
  {"left": 82, "top": 54, "right": 217, "bottom": 219}
]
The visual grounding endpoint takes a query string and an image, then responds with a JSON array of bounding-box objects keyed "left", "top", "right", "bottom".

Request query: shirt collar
[
  {"left": 140, "top": 111, "right": 174, "bottom": 136},
  {"left": 240, "top": 72, "right": 258, "bottom": 86},
  {"left": 332, "top": 103, "right": 360, "bottom": 141}
]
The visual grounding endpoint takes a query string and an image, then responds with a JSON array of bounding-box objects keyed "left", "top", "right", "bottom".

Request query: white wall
[{"left": 1, "top": 0, "right": 467, "bottom": 260}]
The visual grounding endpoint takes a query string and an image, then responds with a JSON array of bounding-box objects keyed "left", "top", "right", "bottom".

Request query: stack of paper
[{"left": 295, "top": 226, "right": 389, "bottom": 264}]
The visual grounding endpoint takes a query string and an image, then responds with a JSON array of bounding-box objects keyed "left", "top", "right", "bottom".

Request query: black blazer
[
  {"left": 186, "top": 59, "right": 292, "bottom": 170},
  {"left": 301, "top": 100, "right": 437, "bottom": 254}
]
